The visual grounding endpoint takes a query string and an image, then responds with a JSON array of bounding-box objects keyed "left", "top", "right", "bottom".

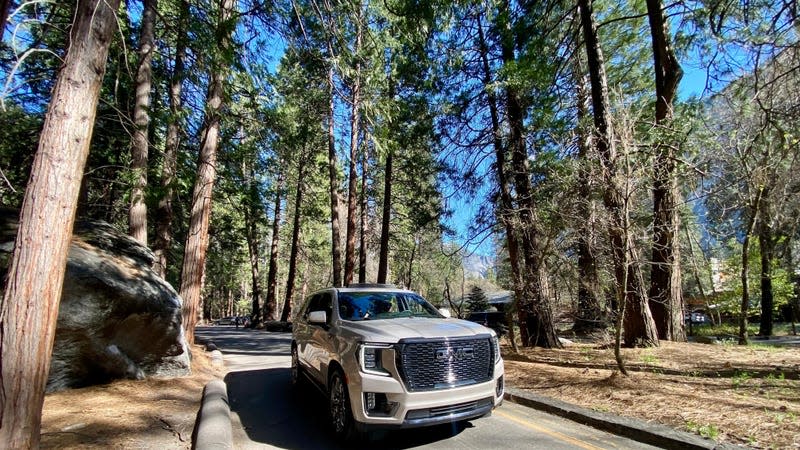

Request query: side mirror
[
  {"left": 308, "top": 310, "right": 327, "bottom": 324},
  {"left": 438, "top": 308, "right": 452, "bottom": 318}
]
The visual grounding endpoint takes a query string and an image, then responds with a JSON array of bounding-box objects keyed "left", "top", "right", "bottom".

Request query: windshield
[{"left": 337, "top": 291, "right": 442, "bottom": 321}]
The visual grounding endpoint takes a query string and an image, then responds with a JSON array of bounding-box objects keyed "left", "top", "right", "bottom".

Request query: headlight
[
  {"left": 493, "top": 335, "right": 501, "bottom": 363},
  {"left": 358, "top": 343, "right": 392, "bottom": 376}
]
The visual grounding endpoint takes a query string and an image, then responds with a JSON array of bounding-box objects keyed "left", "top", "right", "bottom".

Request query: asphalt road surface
[{"left": 196, "top": 326, "right": 661, "bottom": 450}]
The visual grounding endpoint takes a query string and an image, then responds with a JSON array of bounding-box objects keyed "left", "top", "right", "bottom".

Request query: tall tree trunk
[
  {"left": 358, "top": 141, "right": 369, "bottom": 283},
  {"left": 327, "top": 67, "right": 343, "bottom": 287},
  {"left": 344, "top": 11, "right": 363, "bottom": 287},
  {"left": 0, "top": 0, "right": 120, "bottom": 446},
  {"left": 757, "top": 183, "right": 774, "bottom": 337},
  {"left": 179, "top": 0, "right": 236, "bottom": 345},
  {"left": 244, "top": 163, "right": 262, "bottom": 327},
  {"left": 359, "top": 141, "right": 368, "bottom": 283},
  {"left": 646, "top": 0, "right": 685, "bottom": 342},
  {"left": 0, "top": 0, "right": 12, "bottom": 42},
  {"left": 377, "top": 151, "right": 392, "bottom": 284},
  {"left": 573, "top": 57, "right": 604, "bottom": 333},
  {"left": 497, "top": 0, "right": 560, "bottom": 348},
  {"left": 264, "top": 172, "right": 284, "bottom": 322},
  {"left": 153, "top": 0, "right": 188, "bottom": 278},
  {"left": 129, "top": 0, "right": 156, "bottom": 245},
  {"left": 579, "top": 0, "right": 658, "bottom": 348},
  {"left": 477, "top": 12, "right": 520, "bottom": 352},
  {"left": 281, "top": 157, "right": 306, "bottom": 322},
  {"left": 406, "top": 236, "right": 417, "bottom": 289},
  {"left": 758, "top": 217, "right": 774, "bottom": 337},
  {"left": 739, "top": 187, "right": 763, "bottom": 344}
]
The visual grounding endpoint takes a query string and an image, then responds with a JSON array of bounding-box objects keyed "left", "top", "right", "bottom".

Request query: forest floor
[
  {"left": 503, "top": 333, "right": 800, "bottom": 449},
  {"left": 39, "top": 331, "right": 800, "bottom": 449},
  {"left": 40, "top": 344, "right": 223, "bottom": 449}
]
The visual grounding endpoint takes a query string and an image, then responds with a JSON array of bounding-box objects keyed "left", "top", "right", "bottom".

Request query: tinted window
[
  {"left": 337, "top": 292, "right": 441, "bottom": 321},
  {"left": 305, "top": 293, "right": 332, "bottom": 324}
]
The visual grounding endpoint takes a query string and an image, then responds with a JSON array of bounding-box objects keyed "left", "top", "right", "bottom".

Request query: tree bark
[
  {"left": 344, "top": 10, "right": 363, "bottom": 286},
  {"left": 477, "top": 12, "right": 520, "bottom": 352},
  {"left": 327, "top": 67, "right": 343, "bottom": 287},
  {"left": 0, "top": 0, "right": 120, "bottom": 446},
  {"left": 0, "top": 0, "right": 13, "bottom": 42},
  {"left": 264, "top": 172, "right": 284, "bottom": 322},
  {"left": 646, "top": 0, "right": 685, "bottom": 342},
  {"left": 281, "top": 157, "right": 306, "bottom": 322},
  {"left": 573, "top": 56, "right": 604, "bottom": 333},
  {"left": 153, "top": 0, "right": 188, "bottom": 278},
  {"left": 758, "top": 218, "right": 774, "bottom": 337},
  {"left": 739, "top": 186, "right": 763, "bottom": 345},
  {"left": 756, "top": 181, "right": 774, "bottom": 337},
  {"left": 497, "top": 0, "right": 560, "bottom": 348},
  {"left": 579, "top": 0, "right": 658, "bottom": 347},
  {"left": 129, "top": 0, "right": 156, "bottom": 245},
  {"left": 377, "top": 151, "right": 392, "bottom": 284},
  {"left": 406, "top": 235, "right": 417, "bottom": 288},
  {"left": 359, "top": 140, "right": 369, "bottom": 283},
  {"left": 179, "top": 0, "right": 236, "bottom": 345},
  {"left": 244, "top": 163, "right": 262, "bottom": 327}
]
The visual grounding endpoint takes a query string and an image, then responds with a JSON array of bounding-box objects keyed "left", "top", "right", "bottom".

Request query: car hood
[{"left": 340, "top": 317, "right": 494, "bottom": 343}]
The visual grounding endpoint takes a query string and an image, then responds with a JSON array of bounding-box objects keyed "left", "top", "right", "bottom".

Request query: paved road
[{"left": 196, "top": 326, "right": 661, "bottom": 450}]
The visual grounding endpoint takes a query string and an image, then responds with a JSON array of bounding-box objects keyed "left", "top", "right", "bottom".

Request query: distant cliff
[{"left": 462, "top": 254, "right": 495, "bottom": 279}]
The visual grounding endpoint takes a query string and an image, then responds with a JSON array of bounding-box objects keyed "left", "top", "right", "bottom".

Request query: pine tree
[{"left": 466, "top": 286, "right": 490, "bottom": 312}]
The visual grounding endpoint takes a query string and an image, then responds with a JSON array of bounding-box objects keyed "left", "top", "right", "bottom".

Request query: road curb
[
  {"left": 504, "top": 387, "right": 743, "bottom": 449},
  {"left": 193, "top": 379, "right": 233, "bottom": 450}
]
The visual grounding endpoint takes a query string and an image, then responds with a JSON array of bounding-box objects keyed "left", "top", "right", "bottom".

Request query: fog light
[
  {"left": 364, "top": 393, "right": 395, "bottom": 417},
  {"left": 365, "top": 392, "right": 376, "bottom": 410},
  {"left": 496, "top": 375, "right": 504, "bottom": 397}
]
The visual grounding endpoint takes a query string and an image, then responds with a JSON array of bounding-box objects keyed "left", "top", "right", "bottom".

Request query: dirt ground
[
  {"left": 39, "top": 336, "right": 800, "bottom": 449},
  {"left": 503, "top": 337, "right": 800, "bottom": 449},
  {"left": 40, "top": 345, "right": 224, "bottom": 449}
]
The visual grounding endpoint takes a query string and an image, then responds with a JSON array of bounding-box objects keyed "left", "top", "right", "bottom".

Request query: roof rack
[{"left": 345, "top": 283, "right": 397, "bottom": 289}]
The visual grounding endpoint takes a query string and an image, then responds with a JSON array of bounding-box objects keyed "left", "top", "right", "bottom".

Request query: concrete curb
[
  {"left": 209, "top": 349, "right": 224, "bottom": 368},
  {"left": 504, "top": 387, "right": 744, "bottom": 449},
  {"left": 193, "top": 379, "right": 233, "bottom": 450}
]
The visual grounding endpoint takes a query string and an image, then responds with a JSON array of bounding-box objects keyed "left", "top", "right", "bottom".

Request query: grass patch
[
  {"left": 640, "top": 352, "right": 659, "bottom": 365},
  {"left": 692, "top": 322, "right": 795, "bottom": 338},
  {"left": 731, "top": 371, "right": 752, "bottom": 389},
  {"left": 686, "top": 420, "right": 720, "bottom": 440}
]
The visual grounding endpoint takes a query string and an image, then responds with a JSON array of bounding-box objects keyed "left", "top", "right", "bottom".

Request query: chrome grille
[{"left": 397, "top": 337, "right": 493, "bottom": 392}]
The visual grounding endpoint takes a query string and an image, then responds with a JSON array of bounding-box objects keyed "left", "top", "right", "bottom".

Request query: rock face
[{"left": 0, "top": 209, "right": 191, "bottom": 391}]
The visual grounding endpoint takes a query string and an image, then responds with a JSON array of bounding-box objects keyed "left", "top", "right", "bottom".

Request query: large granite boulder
[{"left": 0, "top": 209, "right": 191, "bottom": 391}]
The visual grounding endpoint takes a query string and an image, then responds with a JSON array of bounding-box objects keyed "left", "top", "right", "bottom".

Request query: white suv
[{"left": 291, "top": 284, "right": 504, "bottom": 441}]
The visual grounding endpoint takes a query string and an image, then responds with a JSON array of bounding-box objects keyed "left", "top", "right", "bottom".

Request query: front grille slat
[{"left": 397, "top": 338, "right": 493, "bottom": 392}]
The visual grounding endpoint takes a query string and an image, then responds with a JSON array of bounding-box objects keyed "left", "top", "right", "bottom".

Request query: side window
[
  {"left": 305, "top": 292, "right": 332, "bottom": 325},
  {"left": 304, "top": 294, "right": 323, "bottom": 318},
  {"left": 318, "top": 293, "right": 332, "bottom": 324}
]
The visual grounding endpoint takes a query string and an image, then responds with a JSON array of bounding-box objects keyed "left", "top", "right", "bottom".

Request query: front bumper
[{"left": 348, "top": 358, "right": 505, "bottom": 429}]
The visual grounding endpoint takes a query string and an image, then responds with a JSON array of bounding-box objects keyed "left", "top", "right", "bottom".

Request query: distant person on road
[{"left": 235, "top": 316, "right": 240, "bottom": 328}]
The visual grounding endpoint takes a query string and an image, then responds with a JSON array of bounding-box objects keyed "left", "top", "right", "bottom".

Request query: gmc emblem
[{"left": 435, "top": 346, "right": 474, "bottom": 361}]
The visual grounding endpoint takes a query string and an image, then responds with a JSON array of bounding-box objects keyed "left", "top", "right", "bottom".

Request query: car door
[
  {"left": 300, "top": 292, "right": 334, "bottom": 383},
  {"left": 296, "top": 292, "right": 332, "bottom": 384},
  {"left": 295, "top": 294, "right": 319, "bottom": 377}
]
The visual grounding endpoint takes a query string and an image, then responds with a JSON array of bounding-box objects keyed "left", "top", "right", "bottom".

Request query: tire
[
  {"left": 290, "top": 345, "right": 303, "bottom": 387},
  {"left": 329, "top": 369, "right": 358, "bottom": 442}
]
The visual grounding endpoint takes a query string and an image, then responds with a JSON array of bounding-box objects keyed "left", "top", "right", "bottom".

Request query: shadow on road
[
  {"left": 197, "top": 327, "right": 292, "bottom": 357},
  {"left": 225, "top": 368, "right": 471, "bottom": 449}
]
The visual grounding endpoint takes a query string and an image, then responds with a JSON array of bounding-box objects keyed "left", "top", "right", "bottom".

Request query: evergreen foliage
[
  {"left": 0, "top": 0, "right": 798, "bottom": 348},
  {"left": 466, "top": 285, "right": 490, "bottom": 313}
]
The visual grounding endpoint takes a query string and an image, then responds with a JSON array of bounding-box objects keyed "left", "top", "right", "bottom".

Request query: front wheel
[
  {"left": 290, "top": 345, "right": 303, "bottom": 387},
  {"left": 329, "top": 369, "right": 359, "bottom": 442}
]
